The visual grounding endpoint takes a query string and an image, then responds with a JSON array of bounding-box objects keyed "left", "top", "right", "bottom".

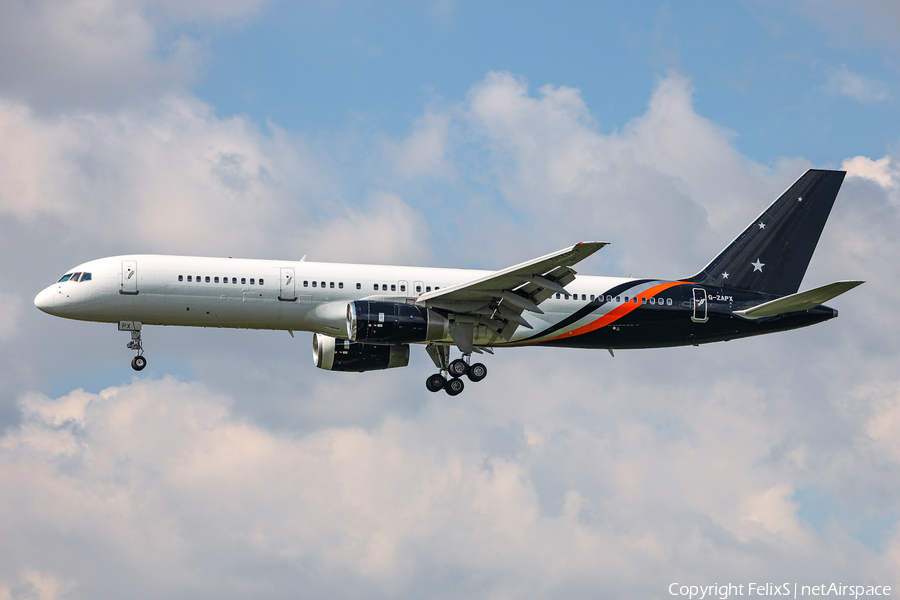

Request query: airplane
[{"left": 35, "top": 169, "right": 863, "bottom": 395}]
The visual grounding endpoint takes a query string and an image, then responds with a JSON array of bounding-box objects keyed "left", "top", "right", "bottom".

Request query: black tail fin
[{"left": 689, "top": 169, "right": 845, "bottom": 296}]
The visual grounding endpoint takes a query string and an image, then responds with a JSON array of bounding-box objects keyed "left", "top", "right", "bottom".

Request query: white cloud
[
  {"left": 0, "top": 95, "right": 427, "bottom": 261},
  {"left": 824, "top": 66, "right": 889, "bottom": 103},
  {"left": 384, "top": 111, "right": 454, "bottom": 180},
  {"left": 2, "top": 368, "right": 898, "bottom": 598},
  {"left": 3, "top": 61, "right": 900, "bottom": 597},
  {"left": 0, "top": 0, "right": 266, "bottom": 110},
  {"left": 842, "top": 155, "right": 897, "bottom": 189}
]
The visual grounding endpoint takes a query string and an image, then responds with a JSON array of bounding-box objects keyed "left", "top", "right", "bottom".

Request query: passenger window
[
  {"left": 321, "top": 282, "right": 325, "bottom": 288},
  {"left": 556, "top": 293, "right": 560, "bottom": 299},
  {"left": 582, "top": 294, "right": 586, "bottom": 300},
  {"left": 607, "top": 295, "right": 612, "bottom": 302},
  {"left": 565, "top": 295, "right": 569, "bottom": 300},
  {"left": 382, "top": 284, "right": 387, "bottom": 291},
  {"left": 400, "top": 284, "right": 405, "bottom": 292},
  {"left": 250, "top": 278, "right": 255, "bottom": 285},
  {"left": 391, "top": 284, "right": 396, "bottom": 292},
  {"left": 435, "top": 287, "right": 440, "bottom": 290},
  {"left": 339, "top": 282, "right": 343, "bottom": 289},
  {"left": 312, "top": 281, "right": 317, "bottom": 287},
  {"left": 205, "top": 276, "right": 210, "bottom": 283},
  {"left": 590, "top": 295, "right": 595, "bottom": 301},
  {"left": 356, "top": 283, "right": 360, "bottom": 290},
  {"left": 196, "top": 276, "right": 201, "bottom": 282},
  {"left": 374, "top": 284, "right": 378, "bottom": 290},
  {"left": 416, "top": 285, "right": 422, "bottom": 293},
  {"left": 259, "top": 278, "right": 264, "bottom": 285},
  {"left": 426, "top": 286, "right": 431, "bottom": 292},
  {"left": 633, "top": 297, "right": 638, "bottom": 303},
  {"left": 616, "top": 296, "right": 620, "bottom": 302},
  {"left": 58, "top": 273, "right": 73, "bottom": 282},
  {"left": 667, "top": 298, "right": 673, "bottom": 306},
  {"left": 649, "top": 297, "right": 655, "bottom": 305},
  {"left": 641, "top": 297, "right": 646, "bottom": 304},
  {"left": 624, "top": 296, "right": 628, "bottom": 302},
  {"left": 329, "top": 282, "right": 334, "bottom": 289},
  {"left": 187, "top": 276, "right": 192, "bottom": 282},
  {"left": 241, "top": 278, "right": 246, "bottom": 285},
  {"left": 304, "top": 280, "right": 308, "bottom": 287},
  {"left": 232, "top": 277, "right": 237, "bottom": 284},
  {"left": 214, "top": 277, "right": 219, "bottom": 283}
]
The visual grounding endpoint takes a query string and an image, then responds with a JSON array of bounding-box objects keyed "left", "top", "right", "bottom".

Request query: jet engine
[
  {"left": 347, "top": 301, "right": 449, "bottom": 344},
  {"left": 312, "top": 333, "right": 410, "bottom": 372}
]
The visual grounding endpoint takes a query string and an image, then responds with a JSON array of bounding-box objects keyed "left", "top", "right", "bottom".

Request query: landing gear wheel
[
  {"left": 448, "top": 359, "right": 468, "bottom": 377},
  {"left": 426, "top": 373, "right": 446, "bottom": 392},
  {"left": 131, "top": 356, "right": 147, "bottom": 371},
  {"left": 445, "top": 377, "right": 465, "bottom": 396},
  {"left": 467, "top": 362, "right": 487, "bottom": 382}
]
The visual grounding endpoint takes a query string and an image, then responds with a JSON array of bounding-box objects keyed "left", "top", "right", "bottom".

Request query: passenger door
[
  {"left": 691, "top": 288, "right": 708, "bottom": 323},
  {"left": 121, "top": 260, "right": 138, "bottom": 295},
  {"left": 279, "top": 268, "right": 297, "bottom": 301}
]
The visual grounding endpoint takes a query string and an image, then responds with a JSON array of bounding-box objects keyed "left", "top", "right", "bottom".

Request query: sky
[{"left": 1, "top": 1, "right": 900, "bottom": 598}]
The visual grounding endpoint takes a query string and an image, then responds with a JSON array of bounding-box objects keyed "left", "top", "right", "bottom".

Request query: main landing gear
[
  {"left": 425, "top": 352, "right": 488, "bottom": 396},
  {"left": 119, "top": 321, "right": 147, "bottom": 371}
]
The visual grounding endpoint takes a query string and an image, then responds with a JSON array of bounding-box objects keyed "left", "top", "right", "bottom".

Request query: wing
[{"left": 417, "top": 242, "right": 609, "bottom": 352}]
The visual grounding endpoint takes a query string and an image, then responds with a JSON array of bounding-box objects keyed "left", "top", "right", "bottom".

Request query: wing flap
[
  {"left": 734, "top": 280, "right": 864, "bottom": 319},
  {"left": 417, "top": 242, "right": 607, "bottom": 305},
  {"left": 416, "top": 241, "right": 609, "bottom": 350}
]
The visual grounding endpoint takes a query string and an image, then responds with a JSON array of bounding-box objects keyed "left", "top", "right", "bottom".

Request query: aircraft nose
[{"left": 34, "top": 286, "right": 56, "bottom": 313}]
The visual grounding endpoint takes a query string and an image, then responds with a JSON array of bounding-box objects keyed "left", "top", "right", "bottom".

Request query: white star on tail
[
  {"left": 758, "top": 222, "right": 766, "bottom": 229},
  {"left": 751, "top": 259, "right": 765, "bottom": 272},
  {"left": 722, "top": 271, "right": 729, "bottom": 279}
]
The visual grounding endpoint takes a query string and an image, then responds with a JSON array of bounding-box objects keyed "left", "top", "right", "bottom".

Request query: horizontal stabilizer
[{"left": 734, "top": 280, "right": 864, "bottom": 319}]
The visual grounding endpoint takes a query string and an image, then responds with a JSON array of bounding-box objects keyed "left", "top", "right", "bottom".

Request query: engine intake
[
  {"left": 347, "top": 301, "right": 449, "bottom": 343},
  {"left": 313, "top": 333, "right": 409, "bottom": 372}
]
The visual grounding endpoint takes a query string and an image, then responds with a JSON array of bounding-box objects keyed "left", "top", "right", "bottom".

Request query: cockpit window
[
  {"left": 71, "top": 272, "right": 82, "bottom": 282},
  {"left": 58, "top": 273, "right": 73, "bottom": 282},
  {"left": 81, "top": 272, "right": 91, "bottom": 281}
]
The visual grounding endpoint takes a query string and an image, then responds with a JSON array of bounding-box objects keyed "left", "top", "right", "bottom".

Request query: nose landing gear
[{"left": 119, "top": 321, "right": 147, "bottom": 371}]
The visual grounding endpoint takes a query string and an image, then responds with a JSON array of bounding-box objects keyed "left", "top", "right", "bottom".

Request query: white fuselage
[{"left": 34, "top": 254, "right": 636, "bottom": 346}]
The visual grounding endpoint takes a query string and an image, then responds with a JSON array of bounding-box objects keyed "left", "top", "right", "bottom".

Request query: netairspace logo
[{"left": 668, "top": 583, "right": 892, "bottom": 600}]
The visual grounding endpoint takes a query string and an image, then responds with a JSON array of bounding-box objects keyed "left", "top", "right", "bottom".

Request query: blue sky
[
  {"left": 191, "top": 1, "right": 897, "bottom": 165},
  {"left": 2, "top": 1, "right": 900, "bottom": 598}
]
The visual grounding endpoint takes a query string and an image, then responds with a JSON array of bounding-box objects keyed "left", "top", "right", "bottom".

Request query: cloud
[
  {"left": 3, "top": 63, "right": 900, "bottom": 597},
  {"left": 824, "top": 66, "right": 889, "bottom": 103},
  {"left": 842, "top": 155, "right": 898, "bottom": 189},
  {"left": 451, "top": 71, "right": 797, "bottom": 275},
  {"left": 384, "top": 111, "right": 454, "bottom": 180},
  {"left": 0, "top": 0, "right": 266, "bottom": 111},
  {"left": 2, "top": 366, "right": 898, "bottom": 598},
  {"left": 798, "top": 0, "right": 900, "bottom": 53},
  {"left": 0, "top": 95, "right": 432, "bottom": 263}
]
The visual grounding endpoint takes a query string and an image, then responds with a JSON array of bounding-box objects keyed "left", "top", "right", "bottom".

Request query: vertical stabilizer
[{"left": 689, "top": 169, "right": 845, "bottom": 296}]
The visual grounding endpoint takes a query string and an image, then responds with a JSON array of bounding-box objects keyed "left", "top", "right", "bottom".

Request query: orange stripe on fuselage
[{"left": 534, "top": 280, "right": 687, "bottom": 344}]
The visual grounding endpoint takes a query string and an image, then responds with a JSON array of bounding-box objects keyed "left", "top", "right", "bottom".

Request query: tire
[
  {"left": 448, "top": 359, "right": 468, "bottom": 377},
  {"left": 444, "top": 377, "right": 465, "bottom": 396},
  {"left": 467, "top": 362, "right": 487, "bottom": 382},
  {"left": 426, "top": 373, "right": 446, "bottom": 392},
  {"left": 131, "top": 356, "right": 147, "bottom": 371}
]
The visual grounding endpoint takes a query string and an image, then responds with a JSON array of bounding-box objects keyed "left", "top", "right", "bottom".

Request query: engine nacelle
[
  {"left": 312, "top": 333, "right": 410, "bottom": 372},
  {"left": 347, "top": 301, "right": 449, "bottom": 343}
]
